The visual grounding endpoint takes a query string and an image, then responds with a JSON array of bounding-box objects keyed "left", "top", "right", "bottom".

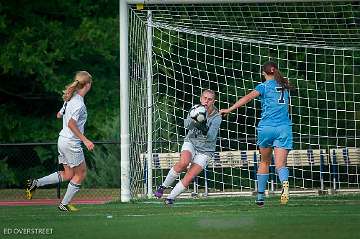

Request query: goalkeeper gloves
[{"left": 193, "top": 120, "right": 208, "bottom": 135}]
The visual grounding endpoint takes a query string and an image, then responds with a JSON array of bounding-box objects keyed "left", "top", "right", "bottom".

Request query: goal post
[
  {"left": 120, "top": 0, "right": 130, "bottom": 202},
  {"left": 120, "top": 0, "right": 360, "bottom": 201}
]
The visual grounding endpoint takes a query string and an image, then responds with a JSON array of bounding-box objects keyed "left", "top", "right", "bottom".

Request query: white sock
[
  {"left": 167, "top": 181, "right": 185, "bottom": 200},
  {"left": 36, "top": 172, "right": 62, "bottom": 187},
  {"left": 162, "top": 167, "right": 180, "bottom": 187},
  {"left": 61, "top": 181, "right": 80, "bottom": 205}
]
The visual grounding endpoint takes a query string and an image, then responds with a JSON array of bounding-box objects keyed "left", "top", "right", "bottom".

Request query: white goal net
[{"left": 123, "top": 0, "right": 360, "bottom": 199}]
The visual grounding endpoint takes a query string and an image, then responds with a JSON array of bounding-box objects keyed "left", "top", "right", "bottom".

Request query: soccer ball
[{"left": 189, "top": 104, "right": 207, "bottom": 123}]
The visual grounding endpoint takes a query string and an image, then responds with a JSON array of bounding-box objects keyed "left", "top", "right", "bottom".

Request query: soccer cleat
[
  {"left": 154, "top": 185, "right": 165, "bottom": 198},
  {"left": 164, "top": 198, "right": 174, "bottom": 206},
  {"left": 255, "top": 191, "right": 265, "bottom": 207},
  {"left": 280, "top": 180, "right": 289, "bottom": 205},
  {"left": 25, "top": 179, "right": 38, "bottom": 200},
  {"left": 255, "top": 199, "right": 264, "bottom": 208},
  {"left": 58, "top": 203, "right": 79, "bottom": 212}
]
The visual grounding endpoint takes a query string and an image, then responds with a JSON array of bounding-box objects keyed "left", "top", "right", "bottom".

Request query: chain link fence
[{"left": 0, "top": 142, "right": 120, "bottom": 202}]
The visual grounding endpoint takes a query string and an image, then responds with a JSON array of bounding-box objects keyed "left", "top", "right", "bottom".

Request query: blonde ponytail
[{"left": 62, "top": 71, "right": 92, "bottom": 101}]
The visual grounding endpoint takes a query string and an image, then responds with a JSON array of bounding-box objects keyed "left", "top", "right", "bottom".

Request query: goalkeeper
[{"left": 154, "top": 89, "right": 222, "bottom": 205}]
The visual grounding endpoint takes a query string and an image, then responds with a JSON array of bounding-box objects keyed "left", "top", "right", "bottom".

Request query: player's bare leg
[
  {"left": 164, "top": 163, "right": 203, "bottom": 205},
  {"left": 26, "top": 165, "right": 74, "bottom": 200},
  {"left": 154, "top": 151, "right": 191, "bottom": 198},
  {"left": 58, "top": 162, "right": 86, "bottom": 212}
]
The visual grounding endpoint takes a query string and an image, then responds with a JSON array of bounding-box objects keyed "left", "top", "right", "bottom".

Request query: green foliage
[
  {"left": 0, "top": 144, "right": 58, "bottom": 188},
  {"left": 85, "top": 116, "right": 120, "bottom": 188},
  {"left": 154, "top": 95, "right": 179, "bottom": 152},
  {"left": 0, "top": 160, "right": 16, "bottom": 188},
  {"left": 0, "top": 0, "right": 119, "bottom": 143},
  {"left": 84, "top": 144, "right": 120, "bottom": 188},
  {"left": 0, "top": 0, "right": 120, "bottom": 189},
  {"left": 33, "top": 146, "right": 57, "bottom": 164}
]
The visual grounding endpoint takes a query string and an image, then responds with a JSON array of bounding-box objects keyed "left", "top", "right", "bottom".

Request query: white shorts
[
  {"left": 181, "top": 142, "right": 211, "bottom": 169},
  {"left": 58, "top": 136, "right": 85, "bottom": 168}
]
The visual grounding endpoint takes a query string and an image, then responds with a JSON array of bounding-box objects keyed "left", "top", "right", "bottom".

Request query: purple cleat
[
  {"left": 154, "top": 185, "right": 165, "bottom": 198},
  {"left": 164, "top": 198, "right": 174, "bottom": 206}
]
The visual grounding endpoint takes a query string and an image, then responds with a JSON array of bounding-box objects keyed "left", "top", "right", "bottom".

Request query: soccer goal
[{"left": 120, "top": 0, "right": 360, "bottom": 202}]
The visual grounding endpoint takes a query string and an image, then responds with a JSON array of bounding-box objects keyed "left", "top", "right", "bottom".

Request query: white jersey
[{"left": 58, "top": 94, "right": 87, "bottom": 140}]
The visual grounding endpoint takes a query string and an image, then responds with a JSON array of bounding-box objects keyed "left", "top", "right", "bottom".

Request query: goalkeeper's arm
[
  {"left": 184, "top": 114, "right": 197, "bottom": 130},
  {"left": 204, "top": 114, "right": 222, "bottom": 140}
]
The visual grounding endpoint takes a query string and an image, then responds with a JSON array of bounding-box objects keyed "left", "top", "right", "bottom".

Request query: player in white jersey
[
  {"left": 25, "top": 71, "right": 94, "bottom": 212},
  {"left": 154, "top": 90, "right": 222, "bottom": 205}
]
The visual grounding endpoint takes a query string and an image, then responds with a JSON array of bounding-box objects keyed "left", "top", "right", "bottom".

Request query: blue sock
[
  {"left": 277, "top": 167, "right": 289, "bottom": 183},
  {"left": 257, "top": 174, "right": 269, "bottom": 201}
]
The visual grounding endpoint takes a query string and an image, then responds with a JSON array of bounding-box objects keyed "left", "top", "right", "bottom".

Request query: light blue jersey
[
  {"left": 255, "top": 79, "right": 293, "bottom": 149},
  {"left": 255, "top": 79, "right": 291, "bottom": 127}
]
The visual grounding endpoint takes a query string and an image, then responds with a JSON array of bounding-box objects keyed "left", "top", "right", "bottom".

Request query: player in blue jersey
[
  {"left": 220, "top": 61, "right": 292, "bottom": 206},
  {"left": 154, "top": 89, "right": 222, "bottom": 205}
]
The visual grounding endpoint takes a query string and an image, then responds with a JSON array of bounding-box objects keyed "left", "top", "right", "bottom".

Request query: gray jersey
[
  {"left": 184, "top": 107, "right": 222, "bottom": 155},
  {"left": 58, "top": 94, "right": 87, "bottom": 141}
]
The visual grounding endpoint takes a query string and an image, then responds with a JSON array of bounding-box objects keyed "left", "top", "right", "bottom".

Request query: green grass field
[{"left": 1, "top": 194, "right": 360, "bottom": 239}]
